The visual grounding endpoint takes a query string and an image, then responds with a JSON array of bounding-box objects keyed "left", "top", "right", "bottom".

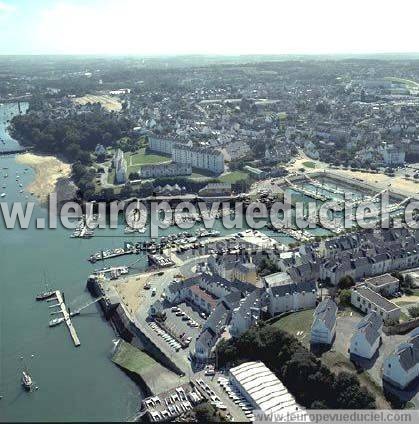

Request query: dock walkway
[{"left": 55, "top": 290, "right": 80, "bottom": 347}]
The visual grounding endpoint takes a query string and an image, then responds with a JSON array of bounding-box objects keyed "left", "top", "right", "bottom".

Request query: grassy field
[
  {"left": 112, "top": 340, "right": 158, "bottom": 374},
  {"left": 126, "top": 148, "right": 170, "bottom": 175},
  {"left": 219, "top": 170, "right": 249, "bottom": 183},
  {"left": 302, "top": 161, "right": 316, "bottom": 169},
  {"left": 128, "top": 148, "right": 169, "bottom": 166},
  {"left": 271, "top": 308, "right": 391, "bottom": 408},
  {"left": 271, "top": 309, "right": 314, "bottom": 344},
  {"left": 320, "top": 350, "right": 390, "bottom": 409}
]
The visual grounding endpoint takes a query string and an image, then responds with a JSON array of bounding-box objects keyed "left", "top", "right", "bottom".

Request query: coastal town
[{"left": 3, "top": 52, "right": 419, "bottom": 421}]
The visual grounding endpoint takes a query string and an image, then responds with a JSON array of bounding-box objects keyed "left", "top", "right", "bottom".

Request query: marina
[
  {"left": 70, "top": 214, "right": 101, "bottom": 239},
  {"left": 1, "top": 101, "right": 140, "bottom": 423},
  {"left": 41, "top": 290, "right": 81, "bottom": 347}
]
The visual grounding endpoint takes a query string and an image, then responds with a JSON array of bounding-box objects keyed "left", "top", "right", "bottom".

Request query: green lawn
[
  {"left": 271, "top": 308, "right": 314, "bottom": 342},
  {"left": 128, "top": 148, "right": 170, "bottom": 166},
  {"left": 125, "top": 148, "right": 171, "bottom": 175},
  {"left": 112, "top": 340, "right": 158, "bottom": 374},
  {"left": 219, "top": 170, "right": 249, "bottom": 183},
  {"left": 302, "top": 161, "right": 316, "bottom": 169}
]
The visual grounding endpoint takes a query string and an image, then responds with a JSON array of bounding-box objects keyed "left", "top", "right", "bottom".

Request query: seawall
[{"left": 87, "top": 276, "right": 184, "bottom": 379}]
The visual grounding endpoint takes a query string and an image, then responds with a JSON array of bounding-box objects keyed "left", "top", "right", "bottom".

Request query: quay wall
[
  {"left": 283, "top": 170, "right": 406, "bottom": 202},
  {"left": 87, "top": 276, "right": 184, "bottom": 378}
]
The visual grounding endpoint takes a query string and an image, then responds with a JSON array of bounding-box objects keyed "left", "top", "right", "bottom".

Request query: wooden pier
[{"left": 55, "top": 291, "right": 80, "bottom": 347}]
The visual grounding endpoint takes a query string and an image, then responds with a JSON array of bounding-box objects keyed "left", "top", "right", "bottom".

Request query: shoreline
[{"left": 15, "top": 152, "right": 72, "bottom": 203}]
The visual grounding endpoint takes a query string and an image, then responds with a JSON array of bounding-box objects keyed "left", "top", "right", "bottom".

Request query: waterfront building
[
  {"left": 310, "top": 298, "right": 337, "bottom": 346},
  {"left": 198, "top": 182, "right": 232, "bottom": 197},
  {"left": 207, "top": 254, "right": 258, "bottom": 286},
  {"left": 383, "top": 328, "right": 419, "bottom": 389},
  {"left": 350, "top": 285, "right": 401, "bottom": 324},
  {"left": 349, "top": 311, "right": 383, "bottom": 360}
]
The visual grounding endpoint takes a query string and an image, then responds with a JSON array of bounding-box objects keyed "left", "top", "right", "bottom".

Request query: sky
[{"left": 0, "top": 0, "right": 419, "bottom": 56}]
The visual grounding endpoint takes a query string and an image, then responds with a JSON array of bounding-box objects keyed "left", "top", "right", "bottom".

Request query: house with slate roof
[
  {"left": 383, "top": 328, "right": 419, "bottom": 389},
  {"left": 310, "top": 298, "right": 337, "bottom": 346},
  {"left": 349, "top": 311, "right": 383, "bottom": 359},
  {"left": 264, "top": 272, "right": 317, "bottom": 316}
]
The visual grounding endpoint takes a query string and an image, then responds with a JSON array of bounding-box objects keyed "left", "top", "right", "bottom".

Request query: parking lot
[
  {"left": 163, "top": 302, "right": 206, "bottom": 352},
  {"left": 143, "top": 383, "right": 203, "bottom": 422},
  {"left": 197, "top": 373, "right": 251, "bottom": 422}
]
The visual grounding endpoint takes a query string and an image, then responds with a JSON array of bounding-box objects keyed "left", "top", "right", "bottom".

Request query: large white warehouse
[{"left": 229, "top": 361, "right": 308, "bottom": 419}]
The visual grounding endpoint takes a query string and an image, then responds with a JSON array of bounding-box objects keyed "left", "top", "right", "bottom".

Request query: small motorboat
[
  {"left": 49, "top": 317, "right": 64, "bottom": 327},
  {"left": 21, "top": 371, "right": 32, "bottom": 391}
]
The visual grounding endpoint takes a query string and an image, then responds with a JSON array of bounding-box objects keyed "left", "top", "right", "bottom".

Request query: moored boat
[
  {"left": 49, "top": 317, "right": 64, "bottom": 327},
  {"left": 21, "top": 371, "right": 32, "bottom": 391}
]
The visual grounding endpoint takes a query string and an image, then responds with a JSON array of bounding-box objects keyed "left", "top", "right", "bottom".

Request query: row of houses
[{"left": 275, "top": 228, "right": 419, "bottom": 288}]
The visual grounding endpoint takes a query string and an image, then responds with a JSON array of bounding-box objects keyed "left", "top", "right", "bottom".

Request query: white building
[
  {"left": 139, "top": 162, "right": 191, "bottom": 178},
  {"left": 148, "top": 137, "right": 174, "bottom": 155},
  {"left": 383, "top": 328, "right": 419, "bottom": 389},
  {"left": 172, "top": 143, "right": 224, "bottom": 174},
  {"left": 310, "top": 298, "right": 337, "bottom": 346},
  {"left": 364, "top": 274, "right": 399, "bottom": 297},
  {"left": 113, "top": 149, "right": 127, "bottom": 184},
  {"left": 264, "top": 272, "right": 317, "bottom": 316},
  {"left": 229, "top": 361, "right": 308, "bottom": 418},
  {"left": 351, "top": 285, "right": 401, "bottom": 324},
  {"left": 194, "top": 328, "right": 217, "bottom": 362},
  {"left": 381, "top": 144, "right": 405, "bottom": 166},
  {"left": 349, "top": 311, "right": 383, "bottom": 360},
  {"left": 229, "top": 290, "right": 262, "bottom": 338}
]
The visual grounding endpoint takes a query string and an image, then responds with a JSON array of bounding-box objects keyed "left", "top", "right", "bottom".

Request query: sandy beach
[{"left": 15, "top": 153, "right": 71, "bottom": 202}]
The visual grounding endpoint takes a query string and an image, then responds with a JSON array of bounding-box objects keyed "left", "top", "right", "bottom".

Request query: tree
[
  {"left": 391, "top": 271, "right": 404, "bottom": 285},
  {"left": 408, "top": 305, "right": 419, "bottom": 318},
  {"left": 338, "top": 275, "right": 355, "bottom": 289},
  {"left": 339, "top": 289, "right": 352, "bottom": 306},
  {"left": 258, "top": 258, "right": 280, "bottom": 277},
  {"left": 215, "top": 325, "right": 376, "bottom": 410},
  {"left": 403, "top": 274, "right": 413, "bottom": 289}
]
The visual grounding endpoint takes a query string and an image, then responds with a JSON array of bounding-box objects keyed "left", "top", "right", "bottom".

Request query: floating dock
[{"left": 54, "top": 291, "right": 80, "bottom": 347}]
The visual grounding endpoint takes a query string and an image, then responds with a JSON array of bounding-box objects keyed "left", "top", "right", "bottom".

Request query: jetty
[{"left": 50, "top": 290, "right": 80, "bottom": 347}]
